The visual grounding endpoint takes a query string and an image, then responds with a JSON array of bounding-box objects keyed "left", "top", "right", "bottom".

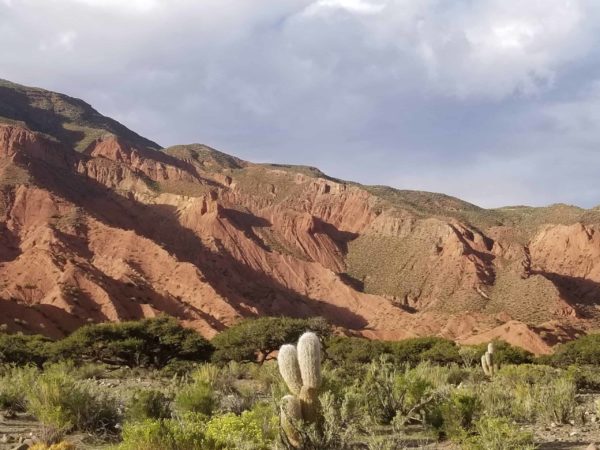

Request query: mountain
[{"left": 0, "top": 80, "right": 597, "bottom": 354}]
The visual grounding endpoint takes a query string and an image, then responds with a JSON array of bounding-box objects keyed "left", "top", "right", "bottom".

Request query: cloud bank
[{"left": 1, "top": 0, "right": 600, "bottom": 207}]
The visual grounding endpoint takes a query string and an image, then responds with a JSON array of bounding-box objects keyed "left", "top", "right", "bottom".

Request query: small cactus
[
  {"left": 278, "top": 331, "right": 323, "bottom": 448},
  {"left": 481, "top": 341, "right": 498, "bottom": 377}
]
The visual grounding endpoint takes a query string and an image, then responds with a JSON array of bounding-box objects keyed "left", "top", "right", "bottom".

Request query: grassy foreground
[{"left": 0, "top": 316, "right": 599, "bottom": 449}]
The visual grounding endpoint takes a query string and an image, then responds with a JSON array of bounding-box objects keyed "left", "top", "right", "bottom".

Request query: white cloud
[
  {"left": 39, "top": 30, "right": 77, "bottom": 52},
  {"left": 304, "top": 0, "right": 385, "bottom": 15},
  {"left": 65, "top": 0, "right": 160, "bottom": 12},
  {"left": 2, "top": 0, "right": 600, "bottom": 207}
]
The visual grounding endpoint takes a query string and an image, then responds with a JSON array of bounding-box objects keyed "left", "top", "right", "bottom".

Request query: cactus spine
[
  {"left": 278, "top": 332, "right": 322, "bottom": 448},
  {"left": 481, "top": 342, "right": 498, "bottom": 377}
]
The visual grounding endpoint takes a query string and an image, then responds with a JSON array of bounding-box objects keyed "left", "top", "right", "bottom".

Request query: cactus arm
[
  {"left": 280, "top": 394, "right": 303, "bottom": 448},
  {"left": 278, "top": 344, "right": 303, "bottom": 395},
  {"left": 297, "top": 332, "right": 322, "bottom": 389}
]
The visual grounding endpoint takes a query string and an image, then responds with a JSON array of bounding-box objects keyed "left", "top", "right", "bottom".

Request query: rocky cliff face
[{"left": 0, "top": 80, "right": 597, "bottom": 353}]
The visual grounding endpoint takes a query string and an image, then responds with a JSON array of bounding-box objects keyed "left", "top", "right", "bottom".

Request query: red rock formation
[{"left": 1, "top": 115, "right": 599, "bottom": 355}]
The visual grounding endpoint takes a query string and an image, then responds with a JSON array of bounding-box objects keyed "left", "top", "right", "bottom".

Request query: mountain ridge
[{"left": 0, "top": 79, "right": 597, "bottom": 354}]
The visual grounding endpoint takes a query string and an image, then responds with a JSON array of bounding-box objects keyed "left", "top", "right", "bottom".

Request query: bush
[
  {"left": 30, "top": 443, "right": 76, "bottom": 450},
  {"left": 54, "top": 316, "right": 213, "bottom": 368},
  {"left": 0, "top": 365, "right": 37, "bottom": 411},
  {"left": 470, "top": 340, "right": 533, "bottom": 366},
  {"left": 537, "top": 377, "right": 577, "bottom": 424},
  {"left": 0, "top": 332, "right": 53, "bottom": 366},
  {"left": 160, "top": 360, "right": 200, "bottom": 378},
  {"left": 211, "top": 316, "right": 329, "bottom": 364},
  {"left": 175, "top": 381, "right": 216, "bottom": 416},
  {"left": 565, "top": 365, "right": 600, "bottom": 390},
  {"left": 204, "top": 407, "right": 276, "bottom": 450},
  {"left": 387, "top": 337, "right": 461, "bottom": 365},
  {"left": 325, "top": 336, "right": 388, "bottom": 366},
  {"left": 359, "top": 357, "right": 446, "bottom": 426},
  {"left": 440, "top": 389, "right": 482, "bottom": 440},
  {"left": 550, "top": 334, "right": 600, "bottom": 366},
  {"left": 118, "top": 413, "right": 206, "bottom": 450},
  {"left": 26, "top": 365, "right": 119, "bottom": 432},
  {"left": 127, "top": 389, "right": 172, "bottom": 421},
  {"left": 463, "top": 417, "right": 535, "bottom": 450}
]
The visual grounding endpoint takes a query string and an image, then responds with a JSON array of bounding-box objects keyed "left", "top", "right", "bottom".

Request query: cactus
[
  {"left": 279, "top": 344, "right": 303, "bottom": 395},
  {"left": 481, "top": 342, "right": 498, "bottom": 377},
  {"left": 278, "top": 332, "right": 323, "bottom": 448},
  {"left": 280, "top": 395, "right": 302, "bottom": 448}
]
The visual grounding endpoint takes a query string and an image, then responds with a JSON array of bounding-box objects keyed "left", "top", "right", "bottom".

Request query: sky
[{"left": 1, "top": 0, "right": 600, "bottom": 208}]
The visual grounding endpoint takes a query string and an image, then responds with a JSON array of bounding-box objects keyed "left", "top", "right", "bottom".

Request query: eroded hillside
[{"left": 0, "top": 79, "right": 597, "bottom": 353}]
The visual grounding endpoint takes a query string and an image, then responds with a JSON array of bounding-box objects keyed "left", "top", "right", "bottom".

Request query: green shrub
[
  {"left": 127, "top": 389, "right": 172, "bottom": 421},
  {"left": 175, "top": 381, "right": 215, "bottom": 415},
  {"left": 550, "top": 334, "right": 600, "bottom": 366},
  {"left": 388, "top": 337, "right": 461, "bottom": 365},
  {"left": 54, "top": 316, "right": 213, "bottom": 368},
  {"left": 463, "top": 417, "right": 535, "bottom": 450},
  {"left": 211, "top": 316, "right": 329, "bottom": 364},
  {"left": 204, "top": 407, "right": 276, "bottom": 450},
  {"left": 459, "top": 346, "right": 482, "bottom": 368},
  {"left": 26, "top": 365, "right": 118, "bottom": 432},
  {"left": 118, "top": 413, "right": 206, "bottom": 450},
  {"left": 72, "top": 362, "right": 108, "bottom": 379},
  {"left": 160, "top": 360, "right": 200, "bottom": 378},
  {"left": 0, "top": 365, "right": 37, "bottom": 411},
  {"left": 537, "top": 377, "right": 577, "bottom": 424},
  {"left": 470, "top": 341, "right": 533, "bottom": 366},
  {"left": 361, "top": 357, "right": 445, "bottom": 426},
  {"left": 565, "top": 365, "right": 600, "bottom": 390},
  {"left": 325, "top": 336, "right": 388, "bottom": 366},
  {"left": 192, "top": 364, "right": 224, "bottom": 388},
  {"left": 0, "top": 332, "right": 53, "bottom": 366},
  {"left": 440, "top": 390, "right": 482, "bottom": 440},
  {"left": 496, "top": 364, "right": 559, "bottom": 385},
  {"left": 408, "top": 362, "right": 469, "bottom": 388}
]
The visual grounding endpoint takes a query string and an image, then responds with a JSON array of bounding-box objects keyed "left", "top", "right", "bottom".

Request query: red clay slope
[{"left": 0, "top": 89, "right": 598, "bottom": 354}]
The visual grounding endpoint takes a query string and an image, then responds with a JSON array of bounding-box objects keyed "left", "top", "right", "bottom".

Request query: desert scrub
[
  {"left": 478, "top": 368, "right": 576, "bottom": 424},
  {"left": 160, "top": 360, "right": 200, "bottom": 378},
  {"left": 537, "top": 377, "right": 577, "bottom": 424},
  {"left": 440, "top": 389, "right": 482, "bottom": 440},
  {"left": 463, "top": 417, "right": 536, "bottom": 450},
  {"left": 0, "top": 332, "right": 53, "bottom": 366},
  {"left": 0, "top": 365, "right": 37, "bottom": 411},
  {"left": 360, "top": 357, "right": 450, "bottom": 427},
  {"left": 191, "top": 363, "right": 236, "bottom": 394},
  {"left": 204, "top": 406, "right": 277, "bottom": 450},
  {"left": 26, "top": 365, "right": 119, "bottom": 432},
  {"left": 174, "top": 380, "right": 216, "bottom": 415},
  {"left": 127, "top": 389, "right": 172, "bottom": 421},
  {"left": 118, "top": 413, "right": 206, "bottom": 450},
  {"left": 30, "top": 443, "right": 77, "bottom": 450},
  {"left": 496, "top": 364, "right": 559, "bottom": 385},
  {"left": 408, "top": 361, "right": 469, "bottom": 388}
]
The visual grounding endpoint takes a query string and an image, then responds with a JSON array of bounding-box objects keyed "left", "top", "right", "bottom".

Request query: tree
[
  {"left": 211, "top": 316, "right": 329, "bottom": 364},
  {"left": 53, "top": 315, "right": 213, "bottom": 368},
  {"left": 0, "top": 331, "right": 53, "bottom": 367}
]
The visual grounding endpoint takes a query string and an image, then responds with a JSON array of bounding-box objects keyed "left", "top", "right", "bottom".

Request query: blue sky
[{"left": 2, "top": 0, "right": 600, "bottom": 207}]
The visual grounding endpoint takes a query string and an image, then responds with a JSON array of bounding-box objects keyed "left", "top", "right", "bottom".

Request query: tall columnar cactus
[
  {"left": 481, "top": 342, "right": 498, "bottom": 377},
  {"left": 278, "top": 332, "right": 322, "bottom": 448}
]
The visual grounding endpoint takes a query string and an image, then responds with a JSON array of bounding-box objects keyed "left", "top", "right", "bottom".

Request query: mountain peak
[{"left": 0, "top": 78, "right": 160, "bottom": 152}]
